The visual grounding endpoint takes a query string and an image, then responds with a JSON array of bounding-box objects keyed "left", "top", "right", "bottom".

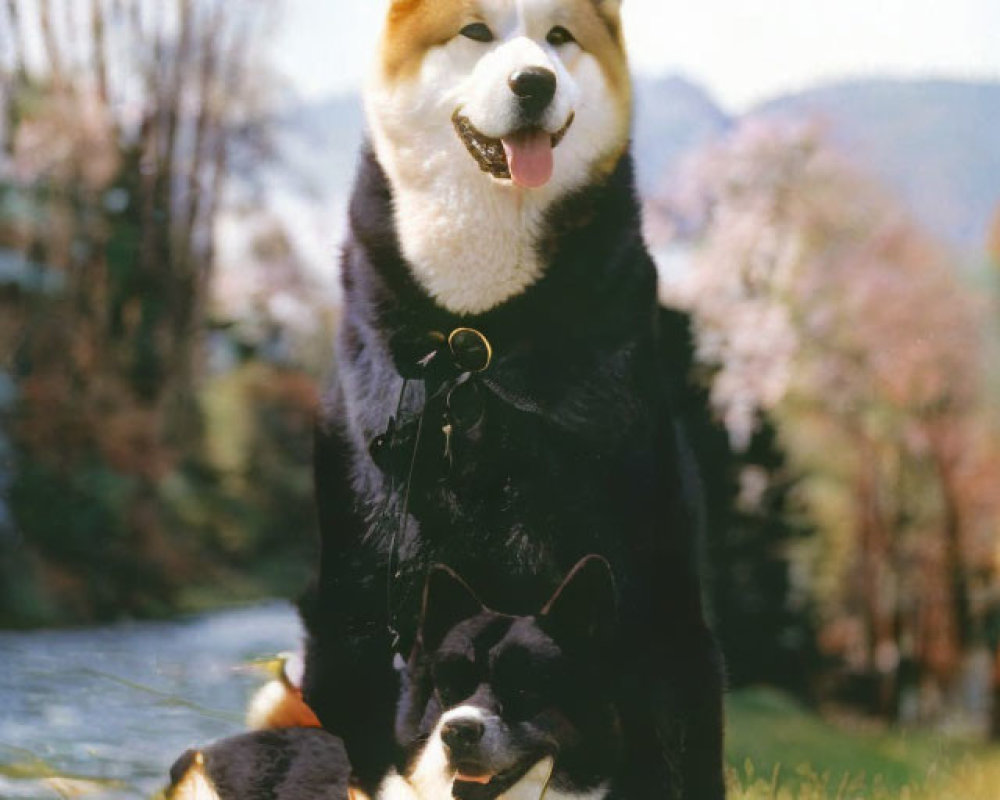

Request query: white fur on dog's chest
[{"left": 390, "top": 172, "right": 549, "bottom": 315}]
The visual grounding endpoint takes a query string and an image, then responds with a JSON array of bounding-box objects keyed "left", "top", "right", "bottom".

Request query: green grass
[{"left": 726, "top": 687, "right": 1000, "bottom": 799}]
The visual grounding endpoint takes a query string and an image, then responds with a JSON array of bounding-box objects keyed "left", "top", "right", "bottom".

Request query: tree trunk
[
  {"left": 90, "top": 0, "right": 110, "bottom": 105},
  {"left": 3, "top": 0, "right": 28, "bottom": 78},
  {"left": 853, "top": 438, "right": 899, "bottom": 720},
  {"left": 991, "top": 644, "right": 1000, "bottom": 739},
  {"left": 930, "top": 441, "right": 973, "bottom": 653},
  {"left": 38, "top": 0, "right": 65, "bottom": 88}
]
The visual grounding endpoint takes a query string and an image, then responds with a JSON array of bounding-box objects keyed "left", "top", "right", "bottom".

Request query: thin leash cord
[
  {"left": 537, "top": 757, "right": 555, "bottom": 800},
  {"left": 382, "top": 376, "right": 429, "bottom": 647},
  {"left": 386, "top": 408, "right": 425, "bottom": 629},
  {"left": 380, "top": 362, "right": 472, "bottom": 644},
  {"left": 381, "top": 377, "right": 409, "bottom": 640}
]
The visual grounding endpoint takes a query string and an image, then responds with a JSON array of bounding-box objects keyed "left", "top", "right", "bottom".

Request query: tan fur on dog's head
[
  {"left": 366, "top": 0, "right": 634, "bottom": 314},
  {"left": 380, "top": 0, "right": 628, "bottom": 97},
  {"left": 374, "top": 0, "right": 629, "bottom": 147},
  {"left": 380, "top": 0, "right": 477, "bottom": 82}
]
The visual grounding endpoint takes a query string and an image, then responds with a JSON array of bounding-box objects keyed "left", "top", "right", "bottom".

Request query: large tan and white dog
[
  {"left": 303, "top": 0, "right": 727, "bottom": 798},
  {"left": 365, "top": 0, "right": 630, "bottom": 314}
]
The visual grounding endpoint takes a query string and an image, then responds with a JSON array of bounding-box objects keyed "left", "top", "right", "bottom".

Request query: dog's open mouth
[
  {"left": 454, "top": 766, "right": 494, "bottom": 785},
  {"left": 451, "top": 765, "right": 518, "bottom": 799},
  {"left": 452, "top": 111, "right": 574, "bottom": 189}
]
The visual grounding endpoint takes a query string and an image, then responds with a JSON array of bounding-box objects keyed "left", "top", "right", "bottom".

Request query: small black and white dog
[
  {"left": 166, "top": 557, "right": 621, "bottom": 800},
  {"left": 166, "top": 727, "right": 350, "bottom": 800},
  {"left": 387, "top": 555, "right": 622, "bottom": 800}
]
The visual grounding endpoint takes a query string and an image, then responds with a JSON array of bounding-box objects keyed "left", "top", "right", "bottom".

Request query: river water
[{"left": 0, "top": 602, "right": 303, "bottom": 799}]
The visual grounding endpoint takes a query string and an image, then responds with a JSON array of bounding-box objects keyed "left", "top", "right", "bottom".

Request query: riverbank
[
  {"left": 0, "top": 602, "right": 302, "bottom": 799},
  {"left": 4, "top": 605, "right": 1000, "bottom": 799}
]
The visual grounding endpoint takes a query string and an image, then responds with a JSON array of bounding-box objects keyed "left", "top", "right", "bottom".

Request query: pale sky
[{"left": 272, "top": 0, "right": 1000, "bottom": 111}]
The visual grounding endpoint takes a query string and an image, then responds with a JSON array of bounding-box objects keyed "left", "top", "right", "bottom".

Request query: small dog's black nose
[
  {"left": 508, "top": 67, "right": 557, "bottom": 116},
  {"left": 441, "top": 717, "right": 485, "bottom": 754}
]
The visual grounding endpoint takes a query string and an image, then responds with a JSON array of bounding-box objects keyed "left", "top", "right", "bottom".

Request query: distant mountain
[
  {"left": 751, "top": 79, "right": 1000, "bottom": 251},
  {"left": 633, "top": 75, "right": 732, "bottom": 193},
  {"left": 280, "top": 77, "right": 1000, "bottom": 254}
]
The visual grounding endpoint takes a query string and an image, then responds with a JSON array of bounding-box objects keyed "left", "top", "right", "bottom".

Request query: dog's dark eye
[
  {"left": 434, "top": 658, "right": 478, "bottom": 707},
  {"left": 504, "top": 687, "right": 543, "bottom": 719},
  {"left": 460, "top": 23, "right": 494, "bottom": 43},
  {"left": 546, "top": 26, "right": 576, "bottom": 46}
]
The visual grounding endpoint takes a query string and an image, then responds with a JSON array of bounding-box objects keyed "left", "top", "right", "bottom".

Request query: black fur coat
[{"left": 300, "top": 147, "right": 725, "bottom": 799}]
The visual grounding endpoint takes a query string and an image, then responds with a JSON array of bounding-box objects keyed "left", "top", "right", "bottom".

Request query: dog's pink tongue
[{"left": 502, "top": 131, "right": 553, "bottom": 189}]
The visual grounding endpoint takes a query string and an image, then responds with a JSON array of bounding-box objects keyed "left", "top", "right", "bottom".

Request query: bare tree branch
[
  {"left": 39, "top": 0, "right": 65, "bottom": 88},
  {"left": 91, "top": 0, "right": 110, "bottom": 105},
  {"left": 2, "top": 0, "right": 28, "bottom": 78}
]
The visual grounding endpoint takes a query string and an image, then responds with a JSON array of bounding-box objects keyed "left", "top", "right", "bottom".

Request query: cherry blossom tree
[{"left": 652, "top": 118, "right": 1000, "bottom": 721}]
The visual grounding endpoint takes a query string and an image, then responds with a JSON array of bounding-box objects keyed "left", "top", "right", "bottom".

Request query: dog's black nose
[
  {"left": 441, "top": 717, "right": 485, "bottom": 754},
  {"left": 508, "top": 67, "right": 557, "bottom": 116}
]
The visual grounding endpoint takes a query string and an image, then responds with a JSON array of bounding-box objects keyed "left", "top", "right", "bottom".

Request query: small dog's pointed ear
[
  {"left": 540, "top": 555, "right": 617, "bottom": 650},
  {"left": 418, "top": 565, "right": 483, "bottom": 652}
]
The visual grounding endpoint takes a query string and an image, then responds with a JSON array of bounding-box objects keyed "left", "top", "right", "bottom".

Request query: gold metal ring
[{"left": 447, "top": 327, "right": 493, "bottom": 373}]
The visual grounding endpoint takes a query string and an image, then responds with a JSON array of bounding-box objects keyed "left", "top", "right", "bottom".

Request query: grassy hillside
[{"left": 726, "top": 688, "right": 1000, "bottom": 799}]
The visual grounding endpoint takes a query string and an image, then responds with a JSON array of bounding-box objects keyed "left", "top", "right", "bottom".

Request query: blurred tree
[
  {"left": 0, "top": 0, "right": 290, "bottom": 625},
  {"left": 988, "top": 204, "right": 1000, "bottom": 269},
  {"left": 652, "top": 119, "right": 1000, "bottom": 722}
]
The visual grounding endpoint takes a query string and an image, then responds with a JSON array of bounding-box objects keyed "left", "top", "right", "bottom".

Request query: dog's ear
[
  {"left": 540, "top": 555, "right": 617, "bottom": 650},
  {"left": 418, "top": 565, "right": 484, "bottom": 652},
  {"left": 591, "top": 0, "right": 623, "bottom": 39},
  {"left": 594, "top": 0, "right": 622, "bottom": 14}
]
